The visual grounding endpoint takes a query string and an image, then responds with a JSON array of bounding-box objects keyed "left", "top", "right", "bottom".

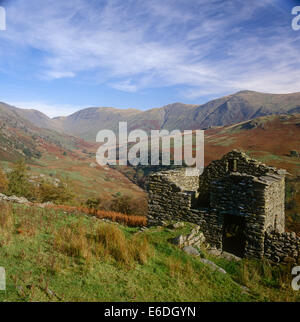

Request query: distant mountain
[
  {"left": 0, "top": 102, "right": 145, "bottom": 202},
  {"left": 52, "top": 107, "right": 142, "bottom": 141},
  {"left": 5, "top": 90, "right": 300, "bottom": 141},
  {"left": 0, "top": 102, "right": 86, "bottom": 161}
]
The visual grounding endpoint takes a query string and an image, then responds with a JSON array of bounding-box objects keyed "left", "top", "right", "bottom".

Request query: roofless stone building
[{"left": 147, "top": 150, "right": 300, "bottom": 263}]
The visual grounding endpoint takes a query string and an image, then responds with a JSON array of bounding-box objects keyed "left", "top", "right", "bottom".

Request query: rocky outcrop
[
  {"left": 0, "top": 193, "right": 30, "bottom": 204},
  {"left": 0, "top": 193, "right": 53, "bottom": 208},
  {"left": 183, "top": 246, "right": 200, "bottom": 257},
  {"left": 200, "top": 259, "right": 227, "bottom": 274}
]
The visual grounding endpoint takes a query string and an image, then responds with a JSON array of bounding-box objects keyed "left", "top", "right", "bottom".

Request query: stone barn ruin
[{"left": 147, "top": 150, "right": 300, "bottom": 263}]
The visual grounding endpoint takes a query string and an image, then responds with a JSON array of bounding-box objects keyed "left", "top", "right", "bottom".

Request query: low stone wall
[
  {"left": 0, "top": 193, "right": 30, "bottom": 204},
  {"left": 264, "top": 231, "right": 300, "bottom": 264}
]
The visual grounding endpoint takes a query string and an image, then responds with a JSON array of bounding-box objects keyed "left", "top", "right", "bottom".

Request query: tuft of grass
[
  {"left": 236, "top": 259, "right": 295, "bottom": 292},
  {"left": 95, "top": 223, "right": 152, "bottom": 266},
  {"left": 53, "top": 222, "right": 92, "bottom": 260},
  {"left": 167, "top": 257, "right": 197, "bottom": 281},
  {"left": 95, "top": 223, "right": 131, "bottom": 265},
  {"left": 53, "top": 221, "right": 152, "bottom": 268},
  {"left": 0, "top": 202, "right": 14, "bottom": 231}
]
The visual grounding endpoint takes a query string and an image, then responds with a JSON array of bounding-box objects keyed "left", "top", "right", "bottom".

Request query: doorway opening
[{"left": 222, "top": 214, "right": 246, "bottom": 257}]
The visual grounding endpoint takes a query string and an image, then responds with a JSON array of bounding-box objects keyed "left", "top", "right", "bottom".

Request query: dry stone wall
[{"left": 264, "top": 231, "right": 300, "bottom": 264}]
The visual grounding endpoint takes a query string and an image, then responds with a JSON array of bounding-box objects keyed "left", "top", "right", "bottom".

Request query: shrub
[
  {"left": 110, "top": 195, "right": 147, "bottom": 216},
  {"left": 7, "top": 160, "right": 35, "bottom": 199},
  {"left": 38, "top": 178, "right": 74, "bottom": 204},
  {"left": 83, "top": 194, "right": 148, "bottom": 217},
  {"left": 85, "top": 198, "right": 102, "bottom": 214},
  {"left": 110, "top": 195, "right": 133, "bottom": 214}
]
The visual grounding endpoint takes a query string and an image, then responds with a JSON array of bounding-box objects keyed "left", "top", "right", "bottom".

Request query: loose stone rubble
[{"left": 171, "top": 225, "right": 205, "bottom": 248}]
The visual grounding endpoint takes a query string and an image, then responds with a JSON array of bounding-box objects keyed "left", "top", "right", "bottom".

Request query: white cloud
[
  {"left": 0, "top": 0, "right": 300, "bottom": 99},
  {"left": 43, "top": 71, "right": 75, "bottom": 80},
  {"left": 110, "top": 80, "right": 138, "bottom": 93}
]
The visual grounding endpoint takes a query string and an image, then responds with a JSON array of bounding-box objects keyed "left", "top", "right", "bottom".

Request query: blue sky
[{"left": 0, "top": 0, "right": 299, "bottom": 117}]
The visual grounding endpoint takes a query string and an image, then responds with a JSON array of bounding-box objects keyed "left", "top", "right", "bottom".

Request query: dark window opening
[{"left": 228, "top": 159, "right": 237, "bottom": 172}]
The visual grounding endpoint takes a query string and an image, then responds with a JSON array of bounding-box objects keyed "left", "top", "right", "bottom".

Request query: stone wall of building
[
  {"left": 188, "top": 209, "right": 223, "bottom": 249},
  {"left": 264, "top": 231, "right": 300, "bottom": 264},
  {"left": 197, "top": 150, "right": 284, "bottom": 206},
  {"left": 210, "top": 173, "right": 266, "bottom": 258},
  {"left": 147, "top": 168, "right": 198, "bottom": 226},
  {"left": 209, "top": 172, "right": 285, "bottom": 259},
  {"left": 263, "top": 174, "right": 285, "bottom": 233}
]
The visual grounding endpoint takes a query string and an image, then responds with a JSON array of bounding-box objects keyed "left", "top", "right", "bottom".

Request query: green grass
[{"left": 0, "top": 203, "right": 299, "bottom": 302}]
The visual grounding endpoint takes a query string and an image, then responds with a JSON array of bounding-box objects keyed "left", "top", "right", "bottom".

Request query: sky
[{"left": 0, "top": 0, "right": 300, "bottom": 117}]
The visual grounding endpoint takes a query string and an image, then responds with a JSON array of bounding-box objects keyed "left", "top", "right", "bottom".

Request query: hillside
[
  {"left": 204, "top": 113, "right": 300, "bottom": 172},
  {"left": 1, "top": 98, "right": 299, "bottom": 231},
  {"left": 0, "top": 202, "right": 298, "bottom": 302},
  {"left": 116, "top": 112, "right": 300, "bottom": 182},
  {"left": 0, "top": 101, "right": 84, "bottom": 160},
  {"left": 9, "top": 90, "right": 300, "bottom": 142},
  {"left": 0, "top": 102, "right": 146, "bottom": 205}
]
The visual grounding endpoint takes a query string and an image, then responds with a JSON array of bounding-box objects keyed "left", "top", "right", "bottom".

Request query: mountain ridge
[{"left": 4, "top": 90, "right": 300, "bottom": 141}]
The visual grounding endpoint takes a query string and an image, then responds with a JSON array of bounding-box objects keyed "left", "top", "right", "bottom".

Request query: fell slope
[{"left": 0, "top": 102, "right": 145, "bottom": 204}]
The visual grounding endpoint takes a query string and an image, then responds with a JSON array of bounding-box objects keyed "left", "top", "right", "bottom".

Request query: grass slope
[{"left": 0, "top": 202, "right": 298, "bottom": 302}]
